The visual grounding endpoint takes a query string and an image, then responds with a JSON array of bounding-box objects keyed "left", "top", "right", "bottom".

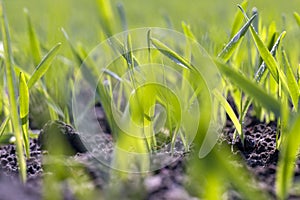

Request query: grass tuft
[{"left": 0, "top": 0, "right": 27, "bottom": 182}]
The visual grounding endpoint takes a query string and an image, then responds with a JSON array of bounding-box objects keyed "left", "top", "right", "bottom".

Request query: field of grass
[{"left": 0, "top": 0, "right": 300, "bottom": 199}]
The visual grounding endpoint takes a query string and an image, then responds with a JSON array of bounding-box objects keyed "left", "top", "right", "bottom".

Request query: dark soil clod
[{"left": 38, "top": 120, "right": 87, "bottom": 156}]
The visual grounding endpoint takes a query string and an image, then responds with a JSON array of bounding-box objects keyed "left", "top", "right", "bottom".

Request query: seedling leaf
[
  {"left": 0, "top": 0, "right": 27, "bottom": 182},
  {"left": 230, "top": 0, "right": 248, "bottom": 38},
  {"left": 254, "top": 32, "right": 285, "bottom": 82},
  {"left": 213, "top": 90, "right": 242, "bottom": 138},
  {"left": 282, "top": 49, "right": 299, "bottom": 111},
  {"left": 61, "top": 28, "right": 84, "bottom": 65},
  {"left": 182, "top": 22, "right": 197, "bottom": 41},
  {"left": 241, "top": 31, "right": 286, "bottom": 123},
  {"left": 27, "top": 42, "right": 61, "bottom": 89},
  {"left": 294, "top": 12, "right": 300, "bottom": 27},
  {"left": 0, "top": 116, "right": 9, "bottom": 138},
  {"left": 238, "top": 6, "right": 290, "bottom": 94},
  {"left": 96, "top": 0, "right": 114, "bottom": 36},
  {"left": 150, "top": 37, "right": 192, "bottom": 70},
  {"left": 24, "top": 8, "right": 42, "bottom": 66},
  {"left": 19, "top": 72, "right": 30, "bottom": 157},
  {"left": 218, "top": 14, "right": 257, "bottom": 61},
  {"left": 117, "top": 3, "right": 128, "bottom": 31},
  {"left": 276, "top": 115, "right": 300, "bottom": 200},
  {"left": 215, "top": 59, "right": 281, "bottom": 116}
]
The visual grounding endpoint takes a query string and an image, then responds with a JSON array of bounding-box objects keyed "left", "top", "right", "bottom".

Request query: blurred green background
[
  {"left": 5, "top": 0, "right": 300, "bottom": 52},
  {"left": 3, "top": 0, "right": 299, "bottom": 116}
]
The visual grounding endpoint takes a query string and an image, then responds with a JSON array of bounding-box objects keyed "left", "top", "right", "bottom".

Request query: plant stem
[{"left": 0, "top": 1, "right": 27, "bottom": 182}]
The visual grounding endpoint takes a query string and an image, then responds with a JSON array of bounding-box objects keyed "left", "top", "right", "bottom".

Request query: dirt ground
[{"left": 1, "top": 106, "right": 300, "bottom": 200}]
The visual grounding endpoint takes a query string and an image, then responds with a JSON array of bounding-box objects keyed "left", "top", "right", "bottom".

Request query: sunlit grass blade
[
  {"left": 213, "top": 90, "right": 242, "bottom": 139},
  {"left": 249, "top": 24, "right": 279, "bottom": 81},
  {"left": 230, "top": 0, "right": 248, "bottom": 38},
  {"left": 96, "top": 0, "right": 114, "bottom": 37},
  {"left": 276, "top": 115, "right": 300, "bottom": 200},
  {"left": 27, "top": 42, "right": 61, "bottom": 89},
  {"left": 150, "top": 36, "right": 192, "bottom": 71},
  {"left": 254, "top": 31, "right": 285, "bottom": 82},
  {"left": 14, "top": 64, "right": 31, "bottom": 80},
  {"left": 215, "top": 59, "right": 281, "bottom": 116},
  {"left": 218, "top": 14, "right": 256, "bottom": 61},
  {"left": 248, "top": 26, "right": 291, "bottom": 103},
  {"left": 0, "top": 0, "right": 26, "bottom": 182},
  {"left": 19, "top": 72, "right": 30, "bottom": 157},
  {"left": 240, "top": 31, "right": 285, "bottom": 123},
  {"left": 294, "top": 12, "right": 300, "bottom": 27},
  {"left": 282, "top": 49, "right": 299, "bottom": 111},
  {"left": 0, "top": 116, "right": 10, "bottom": 138},
  {"left": 24, "top": 8, "right": 42, "bottom": 66},
  {"left": 239, "top": 6, "right": 290, "bottom": 93},
  {"left": 182, "top": 22, "right": 197, "bottom": 41}
]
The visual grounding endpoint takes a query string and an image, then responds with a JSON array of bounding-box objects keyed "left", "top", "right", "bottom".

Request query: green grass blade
[
  {"left": 251, "top": 7, "right": 259, "bottom": 33},
  {"left": 218, "top": 14, "right": 257, "bottom": 61},
  {"left": 239, "top": 6, "right": 290, "bottom": 93},
  {"left": 19, "top": 73, "right": 29, "bottom": 126},
  {"left": 96, "top": 0, "right": 114, "bottom": 37},
  {"left": 125, "top": 32, "right": 137, "bottom": 72},
  {"left": 0, "top": 116, "right": 10, "bottom": 138},
  {"left": 19, "top": 72, "right": 30, "bottom": 157},
  {"left": 282, "top": 49, "right": 299, "bottom": 111},
  {"left": 294, "top": 12, "right": 300, "bottom": 27},
  {"left": 276, "top": 115, "right": 300, "bottom": 200},
  {"left": 254, "top": 32, "right": 285, "bottom": 82},
  {"left": 0, "top": 0, "right": 26, "bottom": 182},
  {"left": 230, "top": 0, "right": 248, "bottom": 38},
  {"left": 150, "top": 36, "right": 192, "bottom": 71},
  {"left": 27, "top": 42, "right": 61, "bottom": 89},
  {"left": 215, "top": 59, "right": 281, "bottom": 116},
  {"left": 62, "top": 28, "right": 103, "bottom": 99},
  {"left": 24, "top": 8, "right": 42, "bottom": 66},
  {"left": 117, "top": 2, "right": 127, "bottom": 31},
  {"left": 241, "top": 31, "right": 285, "bottom": 122},
  {"left": 213, "top": 90, "right": 242, "bottom": 138},
  {"left": 147, "top": 29, "right": 152, "bottom": 62},
  {"left": 39, "top": 87, "right": 65, "bottom": 118},
  {"left": 102, "top": 68, "right": 123, "bottom": 82},
  {"left": 61, "top": 28, "right": 84, "bottom": 65},
  {"left": 182, "top": 22, "right": 197, "bottom": 41},
  {"left": 298, "top": 64, "right": 300, "bottom": 88},
  {"left": 14, "top": 64, "right": 31, "bottom": 80},
  {"left": 249, "top": 23, "right": 279, "bottom": 81},
  {"left": 108, "top": 36, "right": 140, "bottom": 67}
]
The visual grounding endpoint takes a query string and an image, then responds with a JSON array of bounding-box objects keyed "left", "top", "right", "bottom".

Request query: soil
[{"left": 0, "top": 105, "right": 299, "bottom": 200}]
